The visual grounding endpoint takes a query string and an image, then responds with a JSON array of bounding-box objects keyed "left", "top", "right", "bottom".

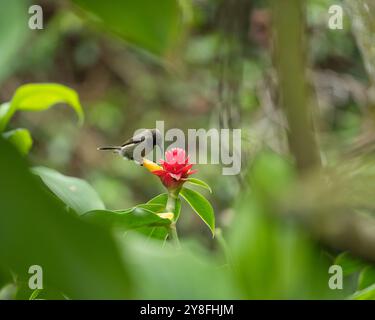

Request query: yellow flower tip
[
  {"left": 157, "top": 212, "right": 174, "bottom": 220},
  {"left": 143, "top": 158, "right": 162, "bottom": 172}
]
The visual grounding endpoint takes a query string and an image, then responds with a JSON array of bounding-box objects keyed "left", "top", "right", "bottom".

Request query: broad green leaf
[
  {"left": 130, "top": 199, "right": 171, "bottom": 240},
  {"left": 358, "top": 266, "right": 375, "bottom": 290},
  {"left": 335, "top": 252, "right": 366, "bottom": 276},
  {"left": 147, "top": 193, "right": 169, "bottom": 207},
  {"left": 136, "top": 203, "right": 165, "bottom": 213},
  {"left": 72, "top": 0, "right": 182, "bottom": 56},
  {"left": 84, "top": 207, "right": 171, "bottom": 231},
  {"left": 350, "top": 283, "right": 375, "bottom": 300},
  {"left": 147, "top": 193, "right": 182, "bottom": 221},
  {"left": 2, "top": 128, "right": 32, "bottom": 155},
  {"left": 0, "top": 137, "right": 132, "bottom": 299},
  {"left": 0, "top": 83, "right": 84, "bottom": 131},
  {"left": 113, "top": 203, "right": 166, "bottom": 214},
  {"left": 186, "top": 178, "right": 212, "bottom": 193},
  {"left": 0, "top": 0, "right": 29, "bottom": 84},
  {"left": 180, "top": 187, "right": 215, "bottom": 235},
  {"left": 86, "top": 200, "right": 173, "bottom": 240},
  {"left": 32, "top": 166, "right": 105, "bottom": 214},
  {"left": 134, "top": 226, "right": 168, "bottom": 241}
]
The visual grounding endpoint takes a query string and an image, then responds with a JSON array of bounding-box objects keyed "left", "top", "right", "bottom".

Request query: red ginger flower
[{"left": 144, "top": 148, "right": 197, "bottom": 190}]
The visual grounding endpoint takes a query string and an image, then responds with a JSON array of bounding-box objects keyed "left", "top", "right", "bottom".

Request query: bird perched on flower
[
  {"left": 143, "top": 148, "right": 197, "bottom": 190},
  {"left": 97, "top": 129, "right": 162, "bottom": 165}
]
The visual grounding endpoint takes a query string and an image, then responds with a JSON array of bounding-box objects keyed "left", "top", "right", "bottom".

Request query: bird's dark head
[{"left": 150, "top": 129, "right": 163, "bottom": 150}]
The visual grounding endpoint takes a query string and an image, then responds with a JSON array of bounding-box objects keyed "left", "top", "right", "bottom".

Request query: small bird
[{"left": 97, "top": 129, "right": 162, "bottom": 165}]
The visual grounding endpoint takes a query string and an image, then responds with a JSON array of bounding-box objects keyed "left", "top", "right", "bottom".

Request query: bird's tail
[{"left": 97, "top": 146, "right": 121, "bottom": 151}]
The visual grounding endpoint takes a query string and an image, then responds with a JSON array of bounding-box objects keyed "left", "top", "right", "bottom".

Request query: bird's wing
[{"left": 121, "top": 134, "right": 146, "bottom": 147}]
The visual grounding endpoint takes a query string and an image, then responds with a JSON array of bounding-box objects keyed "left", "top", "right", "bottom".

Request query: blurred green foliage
[
  {"left": 72, "top": 0, "right": 182, "bottom": 56},
  {"left": 0, "top": 138, "right": 132, "bottom": 299},
  {"left": 230, "top": 153, "right": 342, "bottom": 299},
  {"left": 0, "top": 0, "right": 29, "bottom": 83}
]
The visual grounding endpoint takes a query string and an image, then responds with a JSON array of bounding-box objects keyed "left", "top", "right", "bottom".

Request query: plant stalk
[
  {"left": 166, "top": 190, "right": 180, "bottom": 248},
  {"left": 271, "top": 0, "right": 321, "bottom": 173}
]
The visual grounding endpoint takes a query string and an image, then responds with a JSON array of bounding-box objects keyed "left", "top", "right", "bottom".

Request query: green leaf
[
  {"left": 0, "top": 83, "right": 84, "bottom": 131},
  {"left": 85, "top": 206, "right": 170, "bottom": 241},
  {"left": 84, "top": 207, "right": 171, "bottom": 231},
  {"left": 147, "top": 193, "right": 169, "bottom": 207},
  {"left": 72, "top": 0, "right": 182, "bottom": 56},
  {"left": 133, "top": 226, "right": 168, "bottom": 241},
  {"left": 335, "top": 252, "right": 366, "bottom": 276},
  {"left": 0, "top": 137, "right": 132, "bottom": 299},
  {"left": 186, "top": 178, "right": 212, "bottom": 193},
  {"left": 86, "top": 198, "right": 176, "bottom": 240},
  {"left": 2, "top": 128, "right": 32, "bottom": 155},
  {"left": 350, "top": 283, "right": 375, "bottom": 300},
  {"left": 180, "top": 187, "right": 215, "bottom": 235},
  {"left": 147, "top": 193, "right": 182, "bottom": 221},
  {"left": 32, "top": 166, "right": 105, "bottom": 214},
  {"left": 358, "top": 266, "right": 375, "bottom": 290},
  {"left": 136, "top": 203, "right": 165, "bottom": 213}
]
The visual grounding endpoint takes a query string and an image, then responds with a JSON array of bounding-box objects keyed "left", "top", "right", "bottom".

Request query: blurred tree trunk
[
  {"left": 271, "top": 0, "right": 375, "bottom": 264},
  {"left": 270, "top": 0, "right": 320, "bottom": 173}
]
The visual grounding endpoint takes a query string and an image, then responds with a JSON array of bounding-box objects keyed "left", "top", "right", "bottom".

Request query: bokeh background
[
  {"left": 2, "top": 0, "right": 369, "bottom": 239},
  {"left": 2, "top": 0, "right": 375, "bottom": 299},
  {"left": 2, "top": 0, "right": 246, "bottom": 242}
]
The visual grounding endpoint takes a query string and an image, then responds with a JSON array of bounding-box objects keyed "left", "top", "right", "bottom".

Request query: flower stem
[
  {"left": 166, "top": 190, "right": 181, "bottom": 248},
  {"left": 166, "top": 191, "right": 177, "bottom": 212},
  {"left": 169, "top": 222, "right": 180, "bottom": 248}
]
